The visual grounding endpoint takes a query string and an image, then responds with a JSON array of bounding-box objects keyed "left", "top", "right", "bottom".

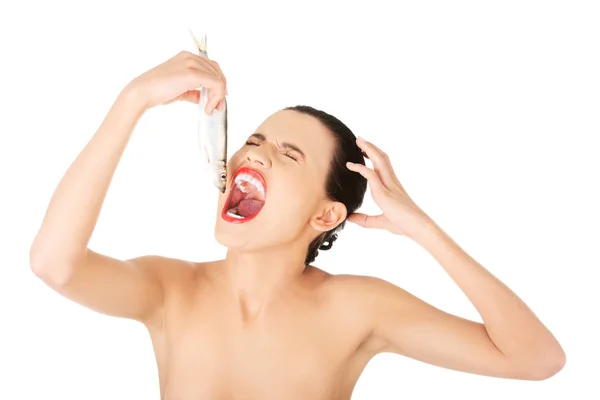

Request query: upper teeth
[{"left": 234, "top": 173, "right": 265, "bottom": 197}]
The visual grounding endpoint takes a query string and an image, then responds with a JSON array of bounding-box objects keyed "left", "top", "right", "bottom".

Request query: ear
[{"left": 309, "top": 201, "right": 347, "bottom": 233}]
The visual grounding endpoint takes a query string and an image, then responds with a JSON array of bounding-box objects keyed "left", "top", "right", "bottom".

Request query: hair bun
[{"left": 319, "top": 232, "right": 338, "bottom": 251}]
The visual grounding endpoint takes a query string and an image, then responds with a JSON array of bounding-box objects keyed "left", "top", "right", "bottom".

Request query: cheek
[
  {"left": 267, "top": 175, "right": 320, "bottom": 218},
  {"left": 227, "top": 151, "right": 244, "bottom": 173}
]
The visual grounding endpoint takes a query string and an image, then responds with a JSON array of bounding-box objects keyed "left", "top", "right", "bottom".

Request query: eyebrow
[{"left": 250, "top": 133, "right": 306, "bottom": 158}]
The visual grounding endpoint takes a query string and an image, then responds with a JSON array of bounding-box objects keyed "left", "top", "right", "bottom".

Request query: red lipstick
[{"left": 221, "top": 167, "right": 267, "bottom": 224}]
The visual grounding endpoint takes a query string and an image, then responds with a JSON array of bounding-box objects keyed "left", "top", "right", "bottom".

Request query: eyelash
[{"left": 245, "top": 140, "right": 299, "bottom": 161}]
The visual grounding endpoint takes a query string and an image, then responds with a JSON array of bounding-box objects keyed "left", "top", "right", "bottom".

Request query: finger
[
  {"left": 207, "top": 59, "right": 227, "bottom": 94},
  {"left": 205, "top": 89, "right": 225, "bottom": 114},
  {"left": 364, "top": 140, "right": 400, "bottom": 186},
  {"left": 198, "top": 60, "right": 227, "bottom": 97},
  {"left": 368, "top": 141, "right": 401, "bottom": 188},
  {"left": 187, "top": 68, "right": 223, "bottom": 91},
  {"left": 179, "top": 89, "right": 201, "bottom": 104},
  {"left": 346, "top": 161, "right": 386, "bottom": 193},
  {"left": 183, "top": 53, "right": 227, "bottom": 95},
  {"left": 183, "top": 52, "right": 222, "bottom": 78},
  {"left": 362, "top": 138, "right": 386, "bottom": 158},
  {"left": 356, "top": 137, "right": 390, "bottom": 171},
  {"left": 355, "top": 137, "right": 400, "bottom": 189},
  {"left": 188, "top": 73, "right": 224, "bottom": 114},
  {"left": 216, "top": 98, "right": 226, "bottom": 111},
  {"left": 160, "top": 89, "right": 198, "bottom": 106},
  {"left": 347, "top": 213, "right": 387, "bottom": 230},
  {"left": 197, "top": 58, "right": 227, "bottom": 93},
  {"left": 355, "top": 145, "right": 393, "bottom": 189}
]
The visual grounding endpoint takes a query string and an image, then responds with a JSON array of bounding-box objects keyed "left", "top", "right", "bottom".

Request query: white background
[{"left": 1, "top": 0, "right": 598, "bottom": 399}]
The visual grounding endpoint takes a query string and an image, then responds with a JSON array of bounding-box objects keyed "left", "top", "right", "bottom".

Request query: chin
[
  {"left": 214, "top": 228, "right": 241, "bottom": 250},
  {"left": 213, "top": 202, "right": 265, "bottom": 251},
  {"left": 213, "top": 221, "right": 270, "bottom": 252}
]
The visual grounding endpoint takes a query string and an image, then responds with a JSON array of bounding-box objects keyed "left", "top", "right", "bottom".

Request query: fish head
[{"left": 210, "top": 163, "right": 227, "bottom": 193}]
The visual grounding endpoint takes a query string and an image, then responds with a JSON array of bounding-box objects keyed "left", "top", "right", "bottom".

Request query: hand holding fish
[
  {"left": 346, "top": 137, "right": 433, "bottom": 239},
  {"left": 127, "top": 50, "right": 227, "bottom": 113}
]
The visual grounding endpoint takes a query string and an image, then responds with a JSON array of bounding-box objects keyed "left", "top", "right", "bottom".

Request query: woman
[{"left": 30, "top": 50, "right": 565, "bottom": 399}]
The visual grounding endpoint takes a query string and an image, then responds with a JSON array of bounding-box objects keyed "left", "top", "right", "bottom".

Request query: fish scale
[{"left": 190, "top": 30, "right": 228, "bottom": 193}]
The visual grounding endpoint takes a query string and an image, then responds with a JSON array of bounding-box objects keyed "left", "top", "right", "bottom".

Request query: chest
[{"left": 156, "top": 292, "right": 368, "bottom": 399}]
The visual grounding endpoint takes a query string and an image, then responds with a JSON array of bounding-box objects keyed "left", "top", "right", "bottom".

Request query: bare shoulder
[
  {"left": 132, "top": 254, "right": 197, "bottom": 276},
  {"left": 325, "top": 273, "right": 409, "bottom": 302},
  {"left": 327, "top": 273, "right": 427, "bottom": 323},
  {"left": 298, "top": 269, "right": 415, "bottom": 313},
  {"left": 131, "top": 254, "right": 211, "bottom": 290},
  {"left": 323, "top": 273, "right": 417, "bottom": 347}
]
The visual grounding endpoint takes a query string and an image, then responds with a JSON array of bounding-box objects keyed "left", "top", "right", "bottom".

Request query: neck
[{"left": 222, "top": 240, "right": 308, "bottom": 318}]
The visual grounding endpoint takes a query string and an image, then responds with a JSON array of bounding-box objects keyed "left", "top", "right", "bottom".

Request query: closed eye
[
  {"left": 245, "top": 139, "right": 300, "bottom": 161},
  {"left": 282, "top": 150, "right": 299, "bottom": 161}
]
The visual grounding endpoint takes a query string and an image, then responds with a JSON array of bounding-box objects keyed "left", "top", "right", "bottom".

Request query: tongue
[{"left": 237, "top": 199, "right": 264, "bottom": 218}]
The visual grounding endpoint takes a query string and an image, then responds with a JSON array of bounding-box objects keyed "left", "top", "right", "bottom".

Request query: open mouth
[{"left": 221, "top": 167, "right": 267, "bottom": 223}]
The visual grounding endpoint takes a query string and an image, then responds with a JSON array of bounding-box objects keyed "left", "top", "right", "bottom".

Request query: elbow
[
  {"left": 520, "top": 347, "right": 566, "bottom": 381},
  {"left": 29, "top": 247, "right": 77, "bottom": 287},
  {"left": 30, "top": 247, "right": 48, "bottom": 278},
  {"left": 542, "top": 347, "right": 567, "bottom": 380}
]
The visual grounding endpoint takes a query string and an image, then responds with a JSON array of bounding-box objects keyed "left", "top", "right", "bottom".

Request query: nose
[{"left": 245, "top": 145, "right": 272, "bottom": 169}]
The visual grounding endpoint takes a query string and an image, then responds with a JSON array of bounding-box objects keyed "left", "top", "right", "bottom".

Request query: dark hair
[{"left": 283, "top": 105, "right": 368, "bottom": 265}]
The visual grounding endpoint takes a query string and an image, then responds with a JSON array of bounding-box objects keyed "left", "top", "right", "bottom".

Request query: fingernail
[{"left": 357, "top": 136, "right": 365, "bottom": 142}]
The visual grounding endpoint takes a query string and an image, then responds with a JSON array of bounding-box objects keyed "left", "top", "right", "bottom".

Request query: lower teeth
[{"left": 227, "top": 210, "right": 244, "bottom": 219}]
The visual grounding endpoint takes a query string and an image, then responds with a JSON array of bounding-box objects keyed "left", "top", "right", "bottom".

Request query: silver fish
[{"left": 189, "top": 30, "right": 228, "bottom": 193}]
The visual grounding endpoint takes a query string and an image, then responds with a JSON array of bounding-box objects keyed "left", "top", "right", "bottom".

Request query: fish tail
[{"left": 188, "top": 29, "right": 208, "bottom": 56}]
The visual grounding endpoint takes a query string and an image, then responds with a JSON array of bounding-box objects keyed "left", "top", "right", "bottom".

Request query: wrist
[
  {"left": 407, "top": 214, "right": 442, "bottom": 244},
  {"left": 119, "top": 79, "right": 150, "bottom": 115},
  {"left": 95, "top": 83, "right": 148, "bottom": 139}
]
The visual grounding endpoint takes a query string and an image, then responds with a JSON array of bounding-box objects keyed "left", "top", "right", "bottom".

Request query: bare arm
[
  {"left": 29, "top": 88, "right": 165, "bottom": 323},
  {"left": 29, "top": 51, "right": 227, "bottom": 324},
  {"left": 364, "top": 222, "right": 566, "bottom": 380},
  {"left": 346, "top": 137, "right": 565, "bottom": 381}
]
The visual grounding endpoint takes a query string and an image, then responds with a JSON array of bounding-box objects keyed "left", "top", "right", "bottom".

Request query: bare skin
[
  {"left": 148, "top": 259, "right": 380, "bottom": 400},
  {"left": 30, "top": 50, "right": 566, "bottom": 400}
]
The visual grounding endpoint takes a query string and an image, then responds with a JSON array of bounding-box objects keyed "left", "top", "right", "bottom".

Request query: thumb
[{"left": 347, "top": 213, "right": 386, "bottom": 230}]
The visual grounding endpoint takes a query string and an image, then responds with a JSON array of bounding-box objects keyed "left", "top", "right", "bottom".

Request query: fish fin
[
  {"left": 188, "top": 29, "right": 207, "bottom": 56},
  {"left": 204, "top": 144, "right": 212, "bottom": 162},
  {"left": 198, "top": 33, "right": 207, "bottom": 53},
  {"left": 188, "top": 28, "right": 200, "bottom": 50}
]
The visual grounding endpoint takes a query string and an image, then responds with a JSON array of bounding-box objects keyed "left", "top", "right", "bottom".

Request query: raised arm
[
  {"left": 346, "top": 137, "right": 565, "bottom": 380},
  {"left": 361, "top": 275, "right": 563, "bottom": 380},
  {"left": 29, "top": 51, "right": 227, "bottom": 324}
]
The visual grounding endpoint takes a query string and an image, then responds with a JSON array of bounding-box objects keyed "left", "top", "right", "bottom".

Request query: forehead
[{"left": 256, "top": 110, "right": 336, "bottom": 161}]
